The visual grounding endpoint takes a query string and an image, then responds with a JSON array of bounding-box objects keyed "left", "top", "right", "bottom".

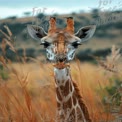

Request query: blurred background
[{"left": 0, "top": 0, "right": 122, "bottom": 62}]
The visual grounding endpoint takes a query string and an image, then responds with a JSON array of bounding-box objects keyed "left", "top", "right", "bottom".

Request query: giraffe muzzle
[{"left": 56, "top": 54, "right": 67, "bottom": 63}]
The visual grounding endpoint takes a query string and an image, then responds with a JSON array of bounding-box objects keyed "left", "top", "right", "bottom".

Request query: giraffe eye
[
  {"left": 43, "top": 41, "right": 51, "bottom": 48},
  {"left": 71, "top": 41, "right": 80, "bottom": 48}
]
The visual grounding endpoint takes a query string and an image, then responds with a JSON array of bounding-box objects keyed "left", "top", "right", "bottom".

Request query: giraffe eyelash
[{"left": 40, "top": 41, "right": 51, "bottom": 48}]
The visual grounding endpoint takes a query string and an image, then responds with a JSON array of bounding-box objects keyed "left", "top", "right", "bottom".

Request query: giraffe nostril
[
  {"left": 59, "top": 58, "right": 64, "bottom": 62},
  {"left": 57, "top": 56, "right": 67, "bottom": 62}
]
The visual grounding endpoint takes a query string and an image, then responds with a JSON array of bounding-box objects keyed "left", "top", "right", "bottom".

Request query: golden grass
[{"left": 0, "top": 60, "right": 121, "bottom": 122}]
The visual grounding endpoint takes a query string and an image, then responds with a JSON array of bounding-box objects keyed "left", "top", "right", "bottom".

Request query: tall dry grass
[{"left": 0, "top": 26, "right": 122, "bottom": 122}]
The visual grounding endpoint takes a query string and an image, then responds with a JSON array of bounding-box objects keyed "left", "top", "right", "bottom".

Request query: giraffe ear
[
  {"left": 27, "top": 25, "right": 47, "bottom": 41},
  {"left": 75, "top": 25, "right": 96, "bottom": 43}
]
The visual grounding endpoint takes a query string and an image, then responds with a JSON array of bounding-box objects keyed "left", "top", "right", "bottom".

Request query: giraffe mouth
[{"left": 53, "top": 61, "right": 69, "bottom": 69}]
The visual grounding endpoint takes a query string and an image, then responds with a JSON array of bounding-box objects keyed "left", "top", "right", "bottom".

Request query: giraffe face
[
  {"left": 27, "top": 17, "right": 96, "bottom": 65},
  {"left": 40, "top": 31, "right": 81, "bottom": 62}
]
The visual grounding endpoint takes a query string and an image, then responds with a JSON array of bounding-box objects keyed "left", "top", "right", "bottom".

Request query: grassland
[{"left": 0, "top": 58, "right": 122, "bottom": 122}]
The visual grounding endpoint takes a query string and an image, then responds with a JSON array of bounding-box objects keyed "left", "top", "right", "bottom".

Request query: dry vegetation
[
  {"left": 0, "top": 59, "right": 122, "bottom": 122},
  {"left": 0, "top": 26, "right": 122, "bottom": 122}
]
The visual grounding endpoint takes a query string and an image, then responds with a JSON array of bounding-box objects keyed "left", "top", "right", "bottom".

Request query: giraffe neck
[{"left": 54, "top": 67, "right": 92, "bottom": 122}]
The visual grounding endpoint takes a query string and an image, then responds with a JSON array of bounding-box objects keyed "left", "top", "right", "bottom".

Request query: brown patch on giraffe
[
  {"left": 63, "top": 97, "right": 72, "bottom": 112},
  {"left": 60, "top": 79, "right": 70, "bottom": 97},
  {"left": 56, "top": 87, "right": 62, "bottom": 101},
  {"left": 73, "top": 82, "right": 92, "bottom": 122}
]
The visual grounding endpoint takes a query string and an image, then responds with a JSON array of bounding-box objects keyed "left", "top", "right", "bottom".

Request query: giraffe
[{"left": 27, "top": 17, "right": 96, "bottom": 122}]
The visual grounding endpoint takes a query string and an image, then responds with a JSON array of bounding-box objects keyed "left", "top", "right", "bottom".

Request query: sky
[{"left": 0, "top": 0, "right": 121, "bottom": 19}]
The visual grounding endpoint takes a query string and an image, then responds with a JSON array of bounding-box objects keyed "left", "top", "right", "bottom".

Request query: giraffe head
[{"left": 27, "top": 17, "right": 96, "bottom": 68}]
